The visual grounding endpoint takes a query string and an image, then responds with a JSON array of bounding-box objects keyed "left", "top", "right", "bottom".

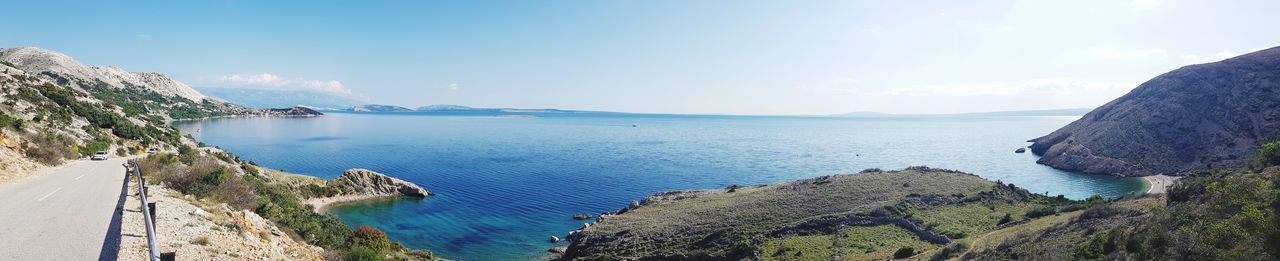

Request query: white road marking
[
  {"left": 75, "top": 175, "right": 85, "bottom": 180},
  {"left": 36, "top": 188, "right": 62, "bottom": 202}
]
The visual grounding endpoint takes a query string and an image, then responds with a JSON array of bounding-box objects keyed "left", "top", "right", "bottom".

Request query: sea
[{"left": 175, "top": 111, "right": 1146, "bottom": 260}]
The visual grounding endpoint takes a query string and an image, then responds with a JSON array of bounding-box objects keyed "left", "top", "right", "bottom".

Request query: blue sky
[{"left": 1, "top": 0, "right": 1277, "bottom": 114}]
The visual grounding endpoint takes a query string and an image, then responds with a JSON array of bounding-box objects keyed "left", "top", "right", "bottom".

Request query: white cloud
[
  {"left": 1085, "top": 47, "right": 1168, "bottom": 60},
  {"left": 214, "top": 73, "right": 354, "bottom": 96},
  {"left": 449, "top": 83, "right": 460, "bottom": 91},
  {"left": 890, "top": 78, "right": 1133, "bottom": 97}
]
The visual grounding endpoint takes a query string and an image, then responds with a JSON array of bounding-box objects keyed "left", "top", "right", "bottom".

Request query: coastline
[
  {"left": 1143, "top": 174, "right": 1178, "bottom": 194},
  {"left": 304, "top": 192, "right": 404, "bottom": 212}
]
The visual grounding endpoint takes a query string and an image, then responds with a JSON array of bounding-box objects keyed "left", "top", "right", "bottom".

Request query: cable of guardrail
[{"left": 130, "top": 160, "right": 162, "bottom": 261}]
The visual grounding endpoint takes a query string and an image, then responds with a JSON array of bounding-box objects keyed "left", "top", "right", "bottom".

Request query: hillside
[
  {"left": 0, "top": 47, "right": 320, "bottom": 120},
  {"left": 561, "top": 167, "right": 1092, "bottom": 260},
  {"left": 1030, "top": 46, "right": 1280, "bottom": 176}
]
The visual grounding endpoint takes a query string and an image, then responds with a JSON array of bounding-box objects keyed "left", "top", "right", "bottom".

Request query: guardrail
[{"left": 128, "top": 160, "right": 162, "bottom": 261}]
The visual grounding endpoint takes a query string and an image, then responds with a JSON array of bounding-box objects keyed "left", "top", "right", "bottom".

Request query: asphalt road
[{"left": 0, "top": 157, "right": 130, "bottom": 261}]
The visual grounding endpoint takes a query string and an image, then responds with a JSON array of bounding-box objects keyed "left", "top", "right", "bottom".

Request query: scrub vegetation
[
  {"left": 564, "top": 167, "right": 1098, "bottom": 260},
  {"left": 137, "top": 148, "right": 438, "bottom": 260}
]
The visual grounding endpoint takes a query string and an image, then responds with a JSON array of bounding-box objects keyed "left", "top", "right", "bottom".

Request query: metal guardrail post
[{"left": 130, "top": 160, "right": 162, "bottom": 261}]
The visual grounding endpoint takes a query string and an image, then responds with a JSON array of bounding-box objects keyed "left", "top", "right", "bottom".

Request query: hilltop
[{"left": 1031, "top": 46, "right": 1280, "bottom": 176}]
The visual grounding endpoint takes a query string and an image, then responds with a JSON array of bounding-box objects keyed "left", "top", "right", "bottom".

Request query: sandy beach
[{"left": 1143, "top": 174, "right": 1178, "bottom": 194}]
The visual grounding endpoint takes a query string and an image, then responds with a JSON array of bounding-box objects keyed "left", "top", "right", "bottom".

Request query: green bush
[
  {"left": 1025, "top": 206, "right": 1057, "bottom": 219},
  {"left": 345, "top": 247, "right": 383, "bottom": 261},
  {"left": 0, "top": 113, "right": 21, "bottom": 130},
  {"left": 1257, "top": 141, "right": 1280, "bottom": 167},
  {"left": 893, "top": 246, "right": 915, "bottom": 259}
]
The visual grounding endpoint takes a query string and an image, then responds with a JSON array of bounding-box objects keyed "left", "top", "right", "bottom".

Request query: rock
[
  {"left": 550, "top": 236, "right": 560, "bottom": 243},
  {"left": 1030, "top": 46, "right": 1280, "bottom": 176},
  {"left": 580, "top": 223, "right": 591, "bottom": 230},
  {"left": 549, "top": 247, "right": 568, "bottom": 253},
  {"left": 572, "top": 214, "right": 592, "bottom": 220},
  {"left": 335, "top": 169, "right": 430, "bottom": 197},
  {"left": 1014, "top": 148, "right": 1026, "bottom": 153}
]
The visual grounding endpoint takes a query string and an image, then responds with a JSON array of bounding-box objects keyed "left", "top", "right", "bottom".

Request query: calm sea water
[{"left": 176, "top": 112, "right": 1145, "bottom": 260}]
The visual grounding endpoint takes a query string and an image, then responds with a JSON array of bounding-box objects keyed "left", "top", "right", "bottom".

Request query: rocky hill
[
  {"left": 0, "top": 47, "right": 320, "bottom": 120},
  {"left": 1030, "top": 46, "right": 1280, "bottom": 176}
]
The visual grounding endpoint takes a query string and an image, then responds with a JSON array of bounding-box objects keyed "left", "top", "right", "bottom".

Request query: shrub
[
  {"left": 1025, "top": 206, "right": 1057, "bottom": 219},
  {"left": 931, "top": 242, "right": 969, "bottom": 261},
  {"left": 1256, "top": 141, "right": 1280, "bottom": 167},
  {"left": 300, "top": 184, "right": 341, "bottom": 198},
  {"left": 191, "top": 236, "right": 210, "bottom": 245},
  {"left": 997, "top": 213, "right": 1013, "bottom": 225},
  {"left": 22, "top": 132, "right": 76, "bottom": 165},
  {"left": 1076, "top": 205, "right": 1131, "bottom": 222},
  {"left": 894, "top": 247, "right": 915, "bottom": 259},
  {"left": 345, "top": 247, "right": 382, "bottom": 261},
  {"left": 216, "top": 175, "right": 259, "bottom": 210},
  {"left": 725, "top": 184, "right": 742, "bottom": 193},
  {"left": 353, "top": 225, "right": 394, "bottom": 253},
  {"left": 0, "top": 113, "right": 21, "bottom": 130}
]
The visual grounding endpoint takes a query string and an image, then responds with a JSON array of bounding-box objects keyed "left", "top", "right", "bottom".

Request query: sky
[{"left": 1, "top": 0, "right": 1277, "bottom": 115}]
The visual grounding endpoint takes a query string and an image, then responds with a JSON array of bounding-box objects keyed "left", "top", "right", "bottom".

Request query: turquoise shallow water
[{"left": 176, "top": 112, "right": 1145, "bottom": 260}]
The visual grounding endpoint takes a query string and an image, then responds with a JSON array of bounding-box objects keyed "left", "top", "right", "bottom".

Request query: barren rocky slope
[{"left": 1030, "top": 46, "right": 1280, "bottom": 176}]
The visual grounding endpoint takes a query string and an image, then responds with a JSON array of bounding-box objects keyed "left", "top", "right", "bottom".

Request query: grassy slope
[{"left": 564, "top": 167, "right": 1087, "bottom": 260}]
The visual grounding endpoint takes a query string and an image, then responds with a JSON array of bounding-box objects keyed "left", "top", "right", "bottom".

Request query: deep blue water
[{"left": 176, "top": 112, "right": 1145, "bottom": 260}]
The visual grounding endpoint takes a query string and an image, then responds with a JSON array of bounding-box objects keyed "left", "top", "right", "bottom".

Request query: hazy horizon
[{"left": 2, "top": 0, "right": 1277, "bottom": 115}]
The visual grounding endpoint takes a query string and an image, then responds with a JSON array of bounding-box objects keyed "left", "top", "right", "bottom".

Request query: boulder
[
  {"left": 550, "top": 236, "right": 560, "bottom": 243},
  {"left": 1014, "top": 148, "right": 1026, "bottom": 153},
  {"left": 549, "top": 247, "right": 568, "bottom": 253},
  {"left": 335, "top": 169, "right": 430, "bottom": 197}
]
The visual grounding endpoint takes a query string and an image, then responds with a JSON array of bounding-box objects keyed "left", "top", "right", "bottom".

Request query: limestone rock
[{"left": 335, "top": 169, "right": 429, "bottom": 197}]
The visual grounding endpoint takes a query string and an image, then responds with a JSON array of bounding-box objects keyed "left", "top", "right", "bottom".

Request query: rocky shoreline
[{"left": 301, "top": 168, "right": 431, "bottom": 212}]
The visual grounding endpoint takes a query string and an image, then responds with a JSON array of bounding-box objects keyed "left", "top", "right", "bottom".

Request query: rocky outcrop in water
[
  {"left": 336, "top": 169, "right": 430, "bottom": 197},
  {"left": 1030, "top": 46, "right": 1280, "bottom": 176}
]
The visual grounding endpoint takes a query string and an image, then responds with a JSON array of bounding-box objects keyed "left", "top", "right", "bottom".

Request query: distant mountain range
[
  {"left": 196, "top": 87, "right": 366, "bottom": 110},
  {"left": 830, "top": 108, "right": 1093, "bottom": 117},
  {"left": 336, "top": 104, "right": 609, "bottom": 114}
]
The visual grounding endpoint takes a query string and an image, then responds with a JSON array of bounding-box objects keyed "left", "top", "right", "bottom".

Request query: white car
[{"left": 91, "top": 151, "right": 109, "bottom": 161}]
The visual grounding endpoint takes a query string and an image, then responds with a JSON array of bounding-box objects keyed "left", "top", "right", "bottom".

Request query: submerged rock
[
  {"left": 572, "top": 214, "right": 592, "bottom": 220},
  {"left": 1015, "top": 148, "right": 1026, "bottom": 153},
  {"left": 549, "top": 247, "right": 567, "bottom": 253},
  {"left": 335, "top": 169, "right": 430, "bottom": 197}
]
